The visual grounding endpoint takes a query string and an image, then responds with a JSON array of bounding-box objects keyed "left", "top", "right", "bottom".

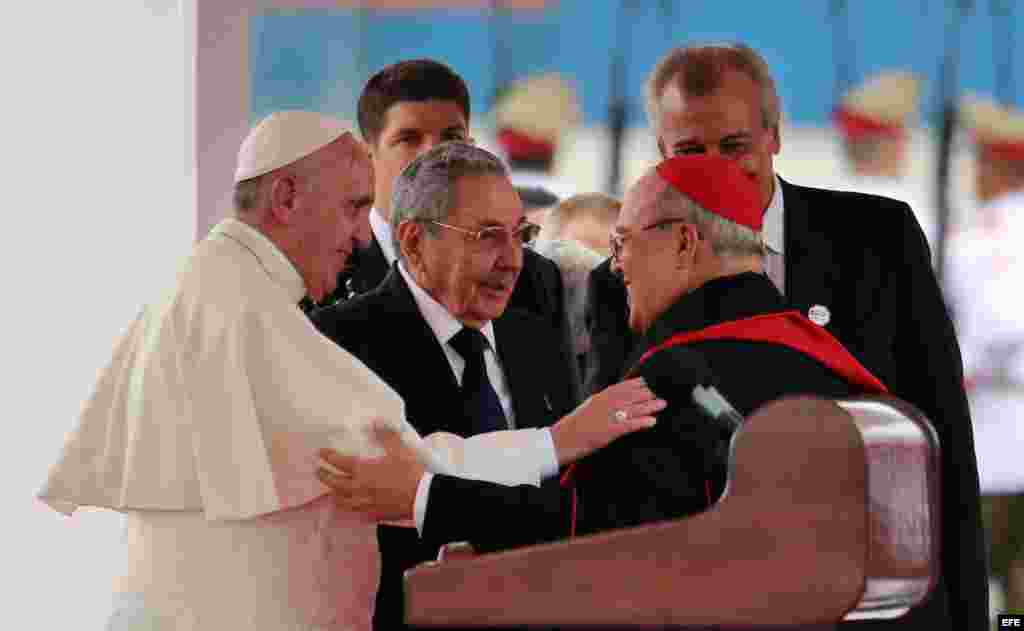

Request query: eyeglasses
[
  {"left": 430, "top": 220, "right": 541, "bottom": 249},
  {"left": 609, "top": 219, "right": 690, "bottom": 261}
]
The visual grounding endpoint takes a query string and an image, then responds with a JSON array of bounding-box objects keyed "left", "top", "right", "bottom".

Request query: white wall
[{"left": 1, "top": 1, "right": 193, "bottom": 628}]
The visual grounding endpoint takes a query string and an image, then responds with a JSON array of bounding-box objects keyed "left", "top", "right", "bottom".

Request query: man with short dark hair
[
  {"left": 325, "top": 61, "right": 571, "bottom": 379},
  {"left": 584, "top": 42, "right": 986, "bottom": 630}
]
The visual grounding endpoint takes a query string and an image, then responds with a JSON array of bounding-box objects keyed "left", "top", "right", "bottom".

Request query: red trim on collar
[{"left": 628, "top": 310, "right": 888, "bottom": 394}]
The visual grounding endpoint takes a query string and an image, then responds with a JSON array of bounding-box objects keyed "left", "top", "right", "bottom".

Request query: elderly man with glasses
[{"left": 311, "top": 142, "right": 656, "bottom": 631}]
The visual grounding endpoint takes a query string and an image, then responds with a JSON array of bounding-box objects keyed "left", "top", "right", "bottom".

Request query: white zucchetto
[{"left": 235, "top": 110, "right": 354, "bottom": 183}]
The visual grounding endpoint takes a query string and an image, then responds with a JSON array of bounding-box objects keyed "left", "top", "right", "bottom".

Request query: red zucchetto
[{"left": 654, "top": 154, "right": 764, "bottom": 232}]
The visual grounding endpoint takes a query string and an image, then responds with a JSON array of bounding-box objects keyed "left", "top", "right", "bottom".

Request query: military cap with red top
[
  {"left": 493, "top": 73, "right": 580, "bottom": 166},
  {"left": 962, "top": 94, "right": 1024, "bottom": 163},
  {"left": 831, "top": 70, "right": 920, "bottom": 141},
  {"left": 654, "top": 154, "right": 764, "bottom": 232}
]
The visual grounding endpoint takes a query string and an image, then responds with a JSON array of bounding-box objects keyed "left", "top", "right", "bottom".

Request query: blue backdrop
[{"left": 249, "top": 1, "right": 1023, "bottom": 127}]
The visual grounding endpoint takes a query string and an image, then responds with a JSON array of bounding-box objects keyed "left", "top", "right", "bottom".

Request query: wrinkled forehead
[
  {"left": 617, "top": 172, "right": 670, "bottom": 231},
  {"left": 451, "top": 173, "right": 523, "bottom": 225}
]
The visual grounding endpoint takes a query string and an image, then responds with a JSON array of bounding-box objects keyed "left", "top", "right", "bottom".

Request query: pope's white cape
[{"left": 37, "top": 218, "right": 550, "bottom": 521}]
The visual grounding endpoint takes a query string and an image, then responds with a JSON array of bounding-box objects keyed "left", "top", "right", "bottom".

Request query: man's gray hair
[
  {"left": 645, "top": 43, "right": 781, "bottom": 134},
  {"left": 390, "top": 141, "right": 509, "bottom": 257},
  {"left": 653, "top": 183, "right": 766, "bottom": 258},
  {"left": 232, "top": 151, "right": 338, "bottom": 215}
]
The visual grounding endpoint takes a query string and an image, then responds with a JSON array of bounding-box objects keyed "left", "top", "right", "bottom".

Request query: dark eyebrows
[{"left": 672, "top": 139, "right": 703, "bottom": 150}]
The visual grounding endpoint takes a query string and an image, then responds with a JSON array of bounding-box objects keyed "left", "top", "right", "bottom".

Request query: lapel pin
[
  {"left": 544, "top": 394, "right": 553, "bottom": 412},
  {"left": 808, "top": 304, "right": 831, "bottom": 327}
]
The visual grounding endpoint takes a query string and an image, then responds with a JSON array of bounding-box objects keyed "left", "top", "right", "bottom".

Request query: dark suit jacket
[
  {"left": 576, "top": 273, "right": 863, "bottom": 535},
  {"left": 311, "top": 266, "right": 577, "bottom": 631},
  {"left": 325, "top": 233, "right": 582, "bottom": 402},
  {"left": 582, "top": 178, "right": 987, "bottom": 630}
]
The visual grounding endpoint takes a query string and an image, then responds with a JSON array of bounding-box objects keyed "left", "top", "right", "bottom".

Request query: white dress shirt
[
  {"left": 762, "top": 175, "right": 786, "bottom": 294},
  {"left": 39, "top": 217, "right": 560, "bottom": 630}
]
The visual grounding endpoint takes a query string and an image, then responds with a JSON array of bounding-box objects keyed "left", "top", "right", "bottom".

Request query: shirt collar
[
  {"left": 397, "top": 261, "right": 498, "bottom": 351},
  {"left": 762, "top": 175, "right": 785, "bottom": 255},
  {"left": 212, "top": 218, "right": 306, "bottom": 303},
  {"left": 370, "top": 207, "right": 398, "bottom": 265}
]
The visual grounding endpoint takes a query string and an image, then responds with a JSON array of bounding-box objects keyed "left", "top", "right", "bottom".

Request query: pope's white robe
[{"left": 38, "top": 218, "right": 556, "bottom": 630}]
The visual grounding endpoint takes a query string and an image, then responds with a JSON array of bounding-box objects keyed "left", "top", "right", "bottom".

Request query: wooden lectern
[{"left": 404, "top": 395, "right": 941, "bottom": 628}]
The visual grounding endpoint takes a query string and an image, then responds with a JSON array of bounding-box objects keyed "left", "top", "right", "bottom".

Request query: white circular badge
[{"left": 808, "top": 304, "right": 831, "bottom": 327}]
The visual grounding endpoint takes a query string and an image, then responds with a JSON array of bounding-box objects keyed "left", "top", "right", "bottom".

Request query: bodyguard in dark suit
[
  {"left": 318, "top": 58, "right": 577, "bottom": 398},
  {"left": 313, "top": 143, "right": 583, "bottom": 631},
  {"left": 584, "top": 43, "right": 986, "bottom": 629}
]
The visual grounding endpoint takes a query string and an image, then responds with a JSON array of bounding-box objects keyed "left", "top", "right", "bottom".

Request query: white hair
[{"left": 653, "top": 184, "right": 766, "bottom": 258}]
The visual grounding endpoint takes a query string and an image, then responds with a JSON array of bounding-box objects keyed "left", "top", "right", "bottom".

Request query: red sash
[
  {"left": 627, "top": 310, "right": 889, "bottom": 394},
  {"left": 561, "top": 310, "right": 888, "bottom": 537}
]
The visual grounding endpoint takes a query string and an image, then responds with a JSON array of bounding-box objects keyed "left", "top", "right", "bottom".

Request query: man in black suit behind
[
  {"left": 584, "top": 43, "right": 986, "bottom": 630},
  {"left": 313, "top": 143, "right": 643, "bottom": 631},
  {"left": 319, "top": 59, "right": 576, "bottom": 397}
]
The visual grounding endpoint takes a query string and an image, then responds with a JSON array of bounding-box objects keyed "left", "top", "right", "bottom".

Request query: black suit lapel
[
  {"left": 780, "top": 179, "right": 837, "bottom": 318},
  {"left": 379, "top": 267, "right": 464, "bottom": 435},
  {"left": 351, "top": 235, "right": 390, "bottom": 296},
  {"left": 494, "top": 314, "right": 558, "bottom": 429}
]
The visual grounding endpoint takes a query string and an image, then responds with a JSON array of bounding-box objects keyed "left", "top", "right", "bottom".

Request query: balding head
[{"left": 614, "top": 158, "right": 765, "bottom": 333}]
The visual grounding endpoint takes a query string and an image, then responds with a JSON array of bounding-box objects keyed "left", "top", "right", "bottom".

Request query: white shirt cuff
[
  {"left": 413, "top": 430, "right": 558, "bottom": 536},
  {"left": 539, "top": 428, "right": 559, "bottom": 479},
  {"left": 414, "top": 472, "right": 434, "bottom": 535}
]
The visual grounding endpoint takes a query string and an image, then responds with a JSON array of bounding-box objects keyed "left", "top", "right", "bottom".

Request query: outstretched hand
[
  {"left": 550, "top": 377, "right": 666, "bottom": 466},
  {"left": 316, "top": 424, "right": 426, "bottom": 522}
]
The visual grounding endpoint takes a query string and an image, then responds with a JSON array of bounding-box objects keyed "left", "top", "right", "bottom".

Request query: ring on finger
[{"left": 613, "top": 409, "right": 628, "bottom": 423}]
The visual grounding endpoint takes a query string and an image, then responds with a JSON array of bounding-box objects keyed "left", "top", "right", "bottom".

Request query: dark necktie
[{"left": 449, "top": 327, "right": 508, "bottom": 435}]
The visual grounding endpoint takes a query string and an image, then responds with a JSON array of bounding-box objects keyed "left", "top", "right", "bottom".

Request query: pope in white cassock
[{"left": 36, "top": 111, "right": 660, "bottom": 631}]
